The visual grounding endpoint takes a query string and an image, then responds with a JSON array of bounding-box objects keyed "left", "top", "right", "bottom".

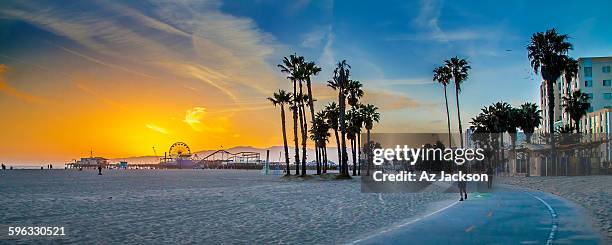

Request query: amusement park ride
[
  {"left": 67, "top": 142, "right": 266, "bottom": 170},
  {"left": 158, "top": 142, "right": 263, "bottom": 169}
]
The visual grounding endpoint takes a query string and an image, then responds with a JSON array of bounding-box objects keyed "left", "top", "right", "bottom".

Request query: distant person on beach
[
  {"left": 486, "top": 165, "right": 494, "bottom": 189},
  {"left": 98, "top": 165, "right": 102, "bottom": 175},
  {"left": 1, "top": 164, "right": 5, "bottom": 170}
]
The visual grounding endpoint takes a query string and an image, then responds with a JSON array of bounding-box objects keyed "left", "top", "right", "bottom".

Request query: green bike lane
[{"left": 354, "top": 184, "right": 604, "bottom": 244}]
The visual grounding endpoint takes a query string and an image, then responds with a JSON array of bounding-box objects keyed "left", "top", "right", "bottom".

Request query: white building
[{"left": 540, "top": 56, "right": 612, "bottom": 133}]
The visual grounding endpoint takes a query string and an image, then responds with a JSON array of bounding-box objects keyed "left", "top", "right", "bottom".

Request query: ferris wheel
[{"left": 168, "top": 142, "right": 191, "bottom": 158}]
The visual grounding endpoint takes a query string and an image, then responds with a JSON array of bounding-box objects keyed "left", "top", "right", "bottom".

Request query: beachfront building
[
  {"left": 67, "top": 157, "right": 109, "bottom": 169},
  {"left": 516, "top": 57, "right": 612, "bottom": 176},
  {"left": 540, "top": 56, "right": 612, "bottom": 133}
]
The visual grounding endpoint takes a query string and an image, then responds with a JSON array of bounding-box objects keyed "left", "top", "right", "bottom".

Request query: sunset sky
[{"left": 1, "top": 0, "right": 611, "bottom": 164}]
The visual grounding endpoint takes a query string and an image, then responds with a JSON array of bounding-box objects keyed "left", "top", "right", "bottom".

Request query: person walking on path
[
  {"left": 459, "top": 180, "right": 467, "bottom": 201},
  {"left": 486, "top": 165, "right": 494, "bottom": 189}
]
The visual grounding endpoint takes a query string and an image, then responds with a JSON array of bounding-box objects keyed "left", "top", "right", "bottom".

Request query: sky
[{"left": 0, "top": 0, "right": 611, "bottom": 164}]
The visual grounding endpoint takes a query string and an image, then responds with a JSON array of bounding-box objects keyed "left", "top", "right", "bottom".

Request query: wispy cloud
[
  {"left": 184, "top": 107, "right": 207, "bottom": 132},
  {"left": 301, "top": 26, "right": 328, "bottom": 48},
  {"left": 146, "top": 124, "right": 169, "bottom": 134},
  {"left": 0, "top": 0, "right": 283, "bottom": 102},
  {"left": 0, "top": 64, "right": 46, "bottom": 104}
]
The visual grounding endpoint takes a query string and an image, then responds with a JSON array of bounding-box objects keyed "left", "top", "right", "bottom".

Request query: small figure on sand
[
  {"left": 98, "top": 165, "right": 102, "bottom": 175},
  {"left": 1, "top": 164, "right": 5, "bottom": 170}
]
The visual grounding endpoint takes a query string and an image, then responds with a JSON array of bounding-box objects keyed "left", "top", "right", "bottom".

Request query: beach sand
[
  {"left": 0, "top": 169, "right": 455, "bottom": 244},
  {"left": 500, "top": 176, "right": 612, "bottom": 239}
]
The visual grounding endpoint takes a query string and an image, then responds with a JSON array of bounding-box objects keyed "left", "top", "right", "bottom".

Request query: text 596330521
[{"left": 8, "top": 226, "right": 65, "bottom": 236}]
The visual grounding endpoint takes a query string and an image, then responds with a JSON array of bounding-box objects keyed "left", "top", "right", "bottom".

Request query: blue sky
[{"left": 0, "top": 0, "right": 611, "bottom": 162}]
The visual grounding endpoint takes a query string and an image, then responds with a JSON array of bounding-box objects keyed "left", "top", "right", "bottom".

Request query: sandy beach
[
  {"left": 500, "top": 176, "right": 612, "bottom": 239},
  {"left": 0, "top": 169, "right": 455, "bottom": 244}
]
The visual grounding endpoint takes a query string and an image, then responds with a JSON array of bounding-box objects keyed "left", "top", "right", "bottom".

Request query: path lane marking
[
  {"left": 527, "top": 192, "right": 557, "bottom": 245},
  {"left": 348, "top": 200, "right": 459, "bottom": 244}
]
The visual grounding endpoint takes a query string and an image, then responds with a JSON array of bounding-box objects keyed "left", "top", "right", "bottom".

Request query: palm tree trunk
[
  {"left": 545, "top": 79, "right": 556, "bottom": 176},
  {"left": 443, "top": 85, "right": 453, "bottom": 148},
  {"left": 366, "top": 128, "right": 371, "bottom": 176},
  {"left": 455, "top": 87, "right": 464, "bottom": 148},
  {"left": 299, "top": 82, "right": 307, "bottom": 176},
  {"left": 281, "top": 106, "right": 290, "bottom": 175},
  {"left": 352, "top": 136, "right": 357, "bottom": 176},
  {"left": 293, "top": 80, "right": 300, "bottom": 176},
  {"left": 339, "top": 89, "right": 348, "bottom": 176},
  {"left": 334, "top": 129, "right": 341, "bottom": 173},
  {"left": 306, "top": 78, "right": 320, "bottom": 175},
  {"left": 323, "top": 143, "right": 328, "bottom": 173},
  {"left": 357, "top": 132, "right": 361, "bottom": 175}
]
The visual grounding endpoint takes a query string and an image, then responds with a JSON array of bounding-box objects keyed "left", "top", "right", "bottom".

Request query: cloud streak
[{"left": 0, "top": 64, "right": 46, "bottom": 104}]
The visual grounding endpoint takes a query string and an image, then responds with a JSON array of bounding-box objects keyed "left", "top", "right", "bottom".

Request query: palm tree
[
  {"left": 323, "top": 102, "right": 341, "bottom": 172},
  {"left": 433, "top": 65, "right": 454, "bottom": 147},
  {"left": 302, "top": 61, "right": 322, "bottom": 174},
  {"left": 361, "top": 104, "right": 380, "bottom": 176},
  {"left": 346, "top": 80, "right": 363, "bottom": 176},
  {"left": 527, "top": 28, "right": 578, "bottom": 167},
  {"left": 278, "top": 54, "right": 305, "bottom": 175},
  {"left": 490, "top": 102, "right": 511, "bottom": 172},
  {"left": 562, "top": 90, "right": 590, "bottom": 132},
  {"left": 507, "top": 107, "right": 521, "bottom": 150},
  {"left": 346, "top": 80, "right": 364, "bottom": 108},
  {"left": 268, "top": 90, "right": 292, "bottom": 175},
  {"left": 444, "top": 57, "right": 471, "bottom": 148},
  {"left": 346, "top": 109, "right": 356, "bottom": 175},
  {"left": 517, "top": 103, "right": 542, "bottom": 144},
  {"left": 328, "top": 60, "right": 351, "bottom": 177},
  {"left": 311, "top": 111, "right": 331, "bottom": 173}
]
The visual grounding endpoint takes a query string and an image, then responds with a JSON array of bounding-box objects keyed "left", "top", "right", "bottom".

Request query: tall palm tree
[
  {"left": 346, "top": 108, "right": 363, "bottom": 176},
  {"left": 302, "top": 61, "right": 322, "bottom": 174},
  {"left": 328, "top": 60, "right": 351, "bottom": 177},
  {"left": 562, "top": 90, "right": 590, "bottom": 132},
  {"left": 346, "top": 80, "right": 363, "bottom": 176},
  {"left": 311, "top": 111, "right": 331, "bottom": 173},
  {"left": 278, "top": 54, "right": 305, "bottom": 175},
  {"left": 268, "top": 90, "right": 292, "bottom": 175},
  {"left": 445, "top": 57, "right": 471, "bottom": 148},
  {"left": 517, "top": 103, "right": 542, "bottom": 144},
  {"left": 362, "top": 104, "right": 380, "bottom": 176},
  {"left": 433, "top": 65, "right": 454, "bottom": 147},
  {"left": 527, "top": 28, "right": 578, "bottom": 167},
  {"left": 324, "top": 102, "right": 341, "bottom": 172}
]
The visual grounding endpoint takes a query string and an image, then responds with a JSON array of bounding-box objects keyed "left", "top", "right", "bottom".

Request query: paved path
[{"left": 354, "top": 184, "right": 604, "bottom": 244}]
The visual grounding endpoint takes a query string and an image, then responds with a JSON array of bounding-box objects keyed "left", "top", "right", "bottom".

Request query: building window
[
  {"left": 584, "top": 67, "right": 593, "bottom": 77},
  {"left": 584, "top": 80, "right": 592, "bottom": 87},
  {"left": 604, "top": 93, "right": 612, "bottom": 100},
  {"left": 604, "top": 80, "right": 611, "bottom": 86},
  {"left": 603, "top": 66, "right": 611, "bottom": 73}
]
